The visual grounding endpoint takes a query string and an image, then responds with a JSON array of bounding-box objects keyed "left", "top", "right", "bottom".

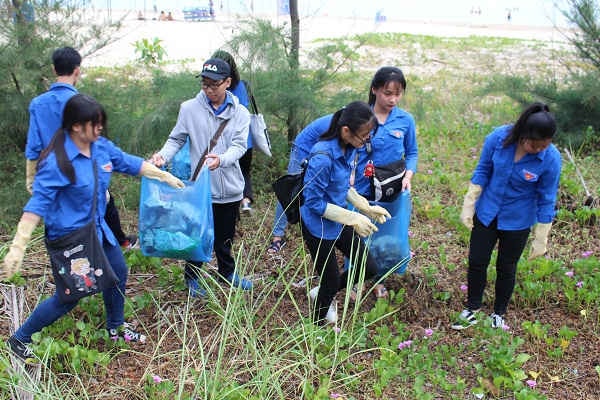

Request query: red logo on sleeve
[{"left": 522, "top": 169, "right": 537, "bottom": 181}]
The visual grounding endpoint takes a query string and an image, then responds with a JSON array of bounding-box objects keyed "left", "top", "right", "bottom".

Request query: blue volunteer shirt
[
  {"left": 207, "top": 92, "right": 235, "bottom": 116},
  {"left": 293, "top": 114, "right": 333, "bottom": 162},
  {"left": 472, "top": 125, "right": 562, "bottom": 230},
  {"left": 355, "top": 106, "right": 418, "bottom": 197},
  {"left": 230, "top": 82, "right": 252, "bottom": 148},
  {"left": 25, "top": 83, "right": 78, "bottom": 160},
  {"left": 300, "top": 138, "right": 356, "bottom": 240},
  {"left": 25, "top": 135, "right": 143, "bottom": 243}
]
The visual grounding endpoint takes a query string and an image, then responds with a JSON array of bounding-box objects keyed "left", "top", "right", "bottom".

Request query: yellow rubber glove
[
  {"left": 460, "top": 183, "right": 482, "bottom": 229},
  {"left": 346, "top": 187, "right": 391, "bottom": 224},
  {"left": 2, "top": 217, "right": 38, "bottom": 280},
  {"left": 528, "top": 223, "right": 552, "bottom": 260},
  {"left": 323, "top": 203, "right": 378, "bottom": 238},
  {"left": 25, "top": 159, "right": 38, "bottom": 195},
  {"left": 140, "top": 162, "right": 185, "bottom": 189}
]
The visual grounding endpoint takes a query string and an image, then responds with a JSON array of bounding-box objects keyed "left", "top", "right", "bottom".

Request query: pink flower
[
  {"left": 333, "top": 326, "right": 341, "bottom": 334},
  {"left": 502, "top": 324, "right": 510, "bottom": 332},
  {"left": 123, "top": 334, "right": 132, "bottom": 342},
  {"left": 330, "top": 393, "right": 341, "bottom": 399},
  {"left": 460, "top": 284, "right": 468, "bottom": 293},
  {"left": 427, "top": 169, "right": 433, "bottom": 175},
  {"left": 526, "top": 379, "right": 536, "bottom": 388},
  {"left": 565, "top": 270, "right": 574, "bottom": 278},
  {"left": 582, "top": 250, "right": 593, "bottom": 258},
  {"left": 408, "top": 230, "right": 414, "bottom": 237},
  {"left": 152, "top": 375, "right": 162, "bottom": 384},
  {"left": 424, "top": 328, "right": 433, "bottom": 337},
  {"left": 576, "top": 281, "right": 584, "bottom": 288},
  {"left": 398, "top": 340, "right": 413, "bottom": 349},
  {"left": 410, "top": 250, "right": 416, "bottom": 257}
]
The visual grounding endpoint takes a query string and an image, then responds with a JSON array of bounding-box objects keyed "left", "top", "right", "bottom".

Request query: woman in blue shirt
[
  {"left": 2, "top": 94, "right": 184, "bottom": 361},
  {"left": 452, "top": 102, "right": 561, "bottom": 330},
  {"left": 300, "top": 101, "right": 390, "bottom": 325}
]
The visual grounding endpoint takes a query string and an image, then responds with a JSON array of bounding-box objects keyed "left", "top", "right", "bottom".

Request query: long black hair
[
  {"left": 211, "top": 49, "right": 240, "bottom": 90},
  {"left": 39, "top": 94, "right": 107, "bottom": 184},
  {"left": 368, "top": 66, "right": 407, "bottom": 105},
  {"left": 503, "top": 102, "right": 556, "bottom": 147},
  {"left": 319, "top": 101, "right": 375, "bottom": 141}
]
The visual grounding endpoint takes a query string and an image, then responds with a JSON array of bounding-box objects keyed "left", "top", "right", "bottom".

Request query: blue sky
[{"left": 91, "top": 0, "right": 571, "bottom": 27}]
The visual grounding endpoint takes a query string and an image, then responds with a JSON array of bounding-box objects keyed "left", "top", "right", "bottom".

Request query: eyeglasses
[{"left": 201, "top": 79, "right": 226, "bottom": 90}]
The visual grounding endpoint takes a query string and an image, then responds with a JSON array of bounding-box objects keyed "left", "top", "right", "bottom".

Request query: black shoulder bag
[
  {"left": 45, "top": 162, "right": 119, "bottom": 304},
  {"left": 365, "top": 138, "right": 406, "bottom": 203},
  {"left": 191, "top": 119, "right": 229, "bottom": 181}
]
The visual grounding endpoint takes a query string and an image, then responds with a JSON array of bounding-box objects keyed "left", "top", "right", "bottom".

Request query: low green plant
[{"left": 133, "top": 37, "right": 167, "bottom": 66}]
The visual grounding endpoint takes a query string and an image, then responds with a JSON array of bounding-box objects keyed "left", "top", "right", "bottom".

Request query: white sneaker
[
  {"left": 326, "top": 301, "right": 338, "bottom": 324},
  {"left": 490, "top": 313, "right": 506, "bottom": 329},
  {"left": 309, "top": 286, "right": 337, "bottom": 324}
]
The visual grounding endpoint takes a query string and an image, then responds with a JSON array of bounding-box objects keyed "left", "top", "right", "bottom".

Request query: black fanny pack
[{"left": 370, "top": 159, "right": 406, "bottom": 202}]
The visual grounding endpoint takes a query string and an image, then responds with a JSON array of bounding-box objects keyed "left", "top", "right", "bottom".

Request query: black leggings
[
  {"left": 239, "top": 148, "right": 253, "bottom": 202},
  {"left": 301, "top": 221, "right": 378, "bottom": 323},
  {"left": 105, "top": 191, "right": 127, "bottom": 244},
  {"left": 467, "top": 215, "right": 530, "bottom": 315}
]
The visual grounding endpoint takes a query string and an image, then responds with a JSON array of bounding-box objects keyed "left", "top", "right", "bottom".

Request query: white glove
[
  {"left": 140, "top": 162, "right": 185, "bottom": 189},
  {"left": 460, "top": 183, "right": 482, "bottom": 229},
  {"left": 25, "top": 159, "right": 37, "bottom": 195},
  {"left": 529, "top": 223, "right": 552, "bottom": 260},
  {"left": 2, "top": 218, "right": 37, "bottom": 280},
  {"left": 346, "top": 187, "right": 391, "bottom": 224},
  {"left": 323, "top": 203, "right": 378, "bottom": 238}
]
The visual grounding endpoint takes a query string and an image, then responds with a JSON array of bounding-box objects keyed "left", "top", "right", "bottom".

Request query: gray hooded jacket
[{"left": 158, "top": 91, "right": 249, "bottom": 203}]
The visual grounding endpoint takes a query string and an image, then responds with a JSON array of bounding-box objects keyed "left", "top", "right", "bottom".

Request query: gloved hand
[
  {"left": 528, "top": 223, "right": 552, "bottom": 260},
  {"left": 323, "top": 203, "right": 378, "bottom": 238},
  {"left": 25, "top": 159, "right": 37, "bottom": 195},
  {"left": 460, "top": 182, "right": 482, "bottom": 229},
  {"left": 2, "top": 218, "right": 37, "bottom": 281},
  {"left": 140, "top": 162, "right": 185, "bottom": 189},
  {"left": 346, "top": 187, "right": 391, "bottom": 224}
]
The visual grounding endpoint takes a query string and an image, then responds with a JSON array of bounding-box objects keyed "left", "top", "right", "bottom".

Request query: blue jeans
[
  {"left": 14, "top": 241, "right": 128, "bottom": 343},
  {"left": 271, "top": 146, "right": 305, "bottom": 237}
]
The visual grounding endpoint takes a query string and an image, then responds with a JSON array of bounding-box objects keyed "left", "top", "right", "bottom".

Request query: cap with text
[{"left": 200, "top": 58, "right": 231, "bottom": 80}]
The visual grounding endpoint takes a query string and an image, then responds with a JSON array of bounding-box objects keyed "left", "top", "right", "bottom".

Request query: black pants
[
  {"left": 301, "top": 221, "right": 378, "bottom": 323},
  {"left": 105, "top": 191, "right": 127, "bottom": 244},
  {"left": 239, "top": 148, "right": 253, "bottom": 202},
  {"left": 186, "top": 201, "right": 239, "bottom": 281},
  {"left": 467, "top": 215, "right": 530, "bottom": 315}
]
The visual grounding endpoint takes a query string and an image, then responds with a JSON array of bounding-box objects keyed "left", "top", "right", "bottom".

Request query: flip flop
[{"left": 267, "top": 239, "right": 285, "bottom": 254}]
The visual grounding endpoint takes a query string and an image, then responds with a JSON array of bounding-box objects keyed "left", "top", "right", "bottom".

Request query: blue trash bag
[
  {"left": 138, "top": 165, "right": 213, "bottom": 261},
  {"left": 170, "top": 138, "right": 191, "bottom": 180},
  {"left": 345, "top": 190, "right": 412, "bottom": 276}
]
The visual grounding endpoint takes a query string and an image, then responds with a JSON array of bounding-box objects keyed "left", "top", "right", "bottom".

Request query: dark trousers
[
  {"left": 467, "top": 215, "right": 530, "bottom": 315},
  {"left": 239, "top": 148, "right": 253, "bottom": 202},
  {"left": 105, "top": 191, "right": 127, "bottom": 244},
  {"left": 301, "top": 222, "right": 378, "bottom": 323},
  {"left": 186, "top": 201, "right": 239, "bottom": 281}
]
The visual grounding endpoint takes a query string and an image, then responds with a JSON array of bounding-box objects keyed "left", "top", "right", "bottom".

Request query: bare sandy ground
[{"left": 84, "top": 11, "right": 570, "bottom": 71}]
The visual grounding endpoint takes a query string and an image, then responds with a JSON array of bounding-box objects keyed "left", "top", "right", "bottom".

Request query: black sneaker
[
  {"left": 7, "top": 336, "right": 35, "bottom": 361},
  {"left": 108, "top": 322, "right": 146, "bottom": 343},
  {"left": 451, "top": 309, "right": 478, "bottom": 330}
]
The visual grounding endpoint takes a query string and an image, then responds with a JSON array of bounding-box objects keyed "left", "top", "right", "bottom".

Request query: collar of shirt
[
  {"left": 207, "top": 92, "right": 234, "bottom": 115},
  {"left": 64, "top": 131, "right": 95, "bottom": 161},
  {"left": 49, "top": 82, "right": 77, "bottom": 92}
]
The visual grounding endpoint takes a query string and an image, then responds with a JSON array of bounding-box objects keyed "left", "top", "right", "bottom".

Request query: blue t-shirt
[
  {"left": 25, "top": 135, "right": 143, "bottom": 244},
  {"left": 25, "top": 83, "right": 78, "bottom": 160},
  {"left": 293, "top": 114, "right": 333, "bottom": 163},
  {"left": 354, "top": 107, "right": 418, "bottom": 197},
  {"left": 472, "top": 125, "right": 562, "bottom": 230},
  {"left": 300, "top": 138, "right": 356, "bottom": 240},
  {"left": 230, "top": 81, "right": 251, "bottom": 148}
]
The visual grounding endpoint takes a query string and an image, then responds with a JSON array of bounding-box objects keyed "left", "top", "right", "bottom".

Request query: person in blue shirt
[
  {"left": 267, "top": 115, "right": 332, "bottom": 254},
  {"left": 351, "top": 66, "right": 418, "bottom": 299},
  {"left": 2, "top": 94, "right": 184, "bottom": 361},
  {"left": 300, "top": 101, "right": 391, "bottom": 325},
  {"left": 211, "top": 50, "right": 255, "bottom": 214},
  {"left": 25, "top": 46, "right": 137, "bottom": 250},
  {"left": 452, "top": 102, "right": 561, "bottom": 331}
]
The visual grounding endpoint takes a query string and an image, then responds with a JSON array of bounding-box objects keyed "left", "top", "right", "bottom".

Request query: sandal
[
  {"left": 374, "top": 284, "right": 388, "bottom": 299},
  {"left": 349, "top": 284, "right": 362, "bottom": 302},
  {"left": 267, "top": 239, "right": 285, "bottom": 254}
]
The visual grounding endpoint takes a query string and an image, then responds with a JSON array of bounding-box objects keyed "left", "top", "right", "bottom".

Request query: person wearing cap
[
  {"left": 149, "top": 57, "right": 253, "bottom": 296},
  {"left": 25, "top": 46, "right": 138, "bottom": 251}
]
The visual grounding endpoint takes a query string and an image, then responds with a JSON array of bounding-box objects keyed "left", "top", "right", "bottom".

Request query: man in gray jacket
[{"left": 150, "top": 57, "right": 252, "bottom": 296}]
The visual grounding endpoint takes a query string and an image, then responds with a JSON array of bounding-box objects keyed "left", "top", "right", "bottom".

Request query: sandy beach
[{"left": 84, "top": 11, "right": 570, "bottom": 71}]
